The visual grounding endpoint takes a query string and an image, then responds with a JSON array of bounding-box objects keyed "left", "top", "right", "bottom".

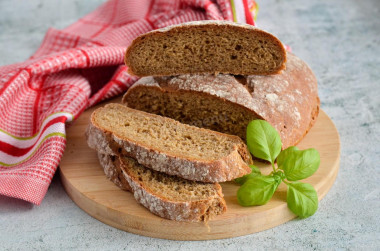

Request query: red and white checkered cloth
[{"left": 0, "top": 0, "right": 257, "bottom": 205}]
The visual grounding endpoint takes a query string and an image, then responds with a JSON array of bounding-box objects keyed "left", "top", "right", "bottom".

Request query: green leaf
[
  {"left": 235, "top": 165, "right": 261, "bottom": 185},
  {"left": 246, "top": 120, "right": 282, "bottom": 164},
  {"left": 279, "top": 148, "right": 320, "bottom": 181},
  {"left": 273, "top": 170, "right": 286, "bottom": 183},
  {"left": 277, "top": 146, "right": 299, "bottom": 169},
  {"left": 287, "top": 182, "right": 318, "bottom": 218},
  {"left": 237, "top": 175, "right": 279, "bottom": 206}
]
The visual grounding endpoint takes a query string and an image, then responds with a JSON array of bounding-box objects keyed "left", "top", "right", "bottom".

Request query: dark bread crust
[
  {"left": 125, "top": 21, "right": 286, "bottom": 76},
  {"left": 123, "top": 53, "right": 320, "bottom": 149}
]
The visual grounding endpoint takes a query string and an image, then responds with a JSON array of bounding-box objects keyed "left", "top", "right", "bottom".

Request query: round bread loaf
[
  {"left": 122, "top": 53, "right": 320, "bottom": 149},
  {"left": 125, "top": 20, "right": 286, "bottom": 76}
]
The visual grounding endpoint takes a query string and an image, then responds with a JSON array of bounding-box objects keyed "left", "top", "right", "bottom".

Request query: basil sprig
[{"left": 236, "top": 120, "right": 320, "bottom": 218}]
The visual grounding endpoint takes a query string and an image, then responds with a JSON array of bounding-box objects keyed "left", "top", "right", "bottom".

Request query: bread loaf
[
  {"left": 86, "top": 103, "right": 252, "bottom": 182},
  {"left": 125, "top": 20, "right": 286, "bottom": 77},
  {"left": 97, "top": 153, "right": 226, "bottom": 222},
  {"left": 122, "top": 53, "right": 320, "bottom": 149}
]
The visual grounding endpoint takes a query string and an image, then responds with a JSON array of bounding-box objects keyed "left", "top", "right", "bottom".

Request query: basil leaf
[
  {"left": 280, "top": 148, "right": 320, "bottom": 181},
  {"left": 277, "top": 146, "right": 299, "bottom": 169},
  {"left": 287, "top": 182, "right": 318, "bottom": 218},
  {"left": 246, "top": 120, "right": 282, "bottom": 164},
  {"left": 250, "top": 164, "right": 262, "bottom": 174},
  {"left": 235, "top": 165, "right": 261, "bottom": 185},
  {"left": 237, "top": 175, "right": 279, "bottom": 206}
]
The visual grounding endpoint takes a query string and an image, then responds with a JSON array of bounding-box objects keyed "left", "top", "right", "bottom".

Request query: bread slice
[
  {"left": 122, "top": 53, "right": 320, "bottom": 149},
  {"left": 97, "top": 152, "right": 226, "bottom": 222},
  {"left": 97, "top": 152, "right": 131, "bottom": 191},
  {"left": 86, "top": 103, "right": 252, "bottom": 182},
  {"left": 125, "top": 20, "right": 286, "bottom": 77}
]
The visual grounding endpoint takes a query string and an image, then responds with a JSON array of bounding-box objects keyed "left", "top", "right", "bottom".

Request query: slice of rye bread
[
  {"left": 86, "top": 103, "right": 252, "bottom": 183},
  {"left": 122, "top": 53, "right": 320, "bottom": 149},
  {"left": 125, "top": 20, "right": 286, "bottom": 77},
  {"left": 97, "top": 152, "right": 227, "bottom": 222}
]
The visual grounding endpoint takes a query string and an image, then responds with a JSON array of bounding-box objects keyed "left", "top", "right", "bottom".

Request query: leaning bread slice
[
  {"left": 122, "top": 53, "right": 319, "bottom": 149},
  {"left": 86, "top": 103, "right": 252, "bottom": 183},
  {"left": 97, "top": 153, "right": 226, "bottom": 222},
  {"left": 125, "top": 20, "right": 286, "bottom": 76}
]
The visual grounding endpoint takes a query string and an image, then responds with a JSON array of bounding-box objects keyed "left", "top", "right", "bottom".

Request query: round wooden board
[{"left": 60, "top": 97, "right": 340, "bottom": 240}]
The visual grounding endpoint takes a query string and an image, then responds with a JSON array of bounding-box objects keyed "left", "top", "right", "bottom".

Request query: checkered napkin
[{"left": 0, "top": 0, "right": 257, "bottom": 205}]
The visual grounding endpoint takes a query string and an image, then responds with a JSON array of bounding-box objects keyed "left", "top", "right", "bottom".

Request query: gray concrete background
[{"left": 0, "top": 0, "right": 379, "bottom": 250}]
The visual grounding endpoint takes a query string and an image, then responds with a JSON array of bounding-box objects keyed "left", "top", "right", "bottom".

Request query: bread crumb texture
[
  {"left": 93, "top": 104, "right": 241, "bottom": 161},
  {"left": 125, "top": 21, "right": 286, "bottom": 76}
]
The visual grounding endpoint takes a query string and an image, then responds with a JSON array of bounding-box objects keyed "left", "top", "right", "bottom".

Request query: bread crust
[
  {"left": 97, "top": 152, "right": 131, "bottom": 191},
  {"left": 246, "top": 53, "right": 320, "bottom": 147},
  {"left": 96, "top": 153, "right": 226, "bottom": 222},
  {"left": 86, "top": 128, "right": 131, "bottom": 191},
  {"left": 125, "top": 20, "right": 286, "bottom": 76},
  {"left": 86, "top": 106, "right": 252, "bottom": 183},
  {"left": 123, "top": 53, "right": 319, "bottom": 149}
]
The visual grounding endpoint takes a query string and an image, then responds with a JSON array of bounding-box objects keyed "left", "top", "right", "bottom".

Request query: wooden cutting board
[{"left": 60, "top": 97, "right": 340, "bottom": 240}]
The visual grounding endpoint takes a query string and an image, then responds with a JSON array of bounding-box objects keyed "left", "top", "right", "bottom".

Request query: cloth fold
[{"left": 0, "top": 0, "right": 257, "bottom": 205}]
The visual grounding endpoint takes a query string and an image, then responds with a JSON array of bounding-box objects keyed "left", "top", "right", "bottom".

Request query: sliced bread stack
[
  {"left": 86, "top": 103, "right": 252, "bottom": 221},
  {"left": 87, "top": 21, "right": 320, "bottom": 222}
]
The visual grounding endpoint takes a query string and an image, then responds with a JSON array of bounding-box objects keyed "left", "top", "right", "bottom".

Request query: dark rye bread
[
  {"left": 125, "top": 21, "right": 286, "bottom": 76},
  {"left": 86, "top": 103, "right": 252, "bottom": 182},
  {"left": 97, "top": 153, "right": 226, "bottom": 222},
  {"left": 122, "top": 53, "right": 320, "bottom": 149}
]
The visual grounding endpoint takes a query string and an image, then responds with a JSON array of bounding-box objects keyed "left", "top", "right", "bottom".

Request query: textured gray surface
[{"left": 0, "top": 0, "right": 379, "bottom": 250}]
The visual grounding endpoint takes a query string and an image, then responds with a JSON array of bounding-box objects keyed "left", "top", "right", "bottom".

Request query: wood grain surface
[{"left": 60, "top": 97, "right": 340, "bottom": 240}]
